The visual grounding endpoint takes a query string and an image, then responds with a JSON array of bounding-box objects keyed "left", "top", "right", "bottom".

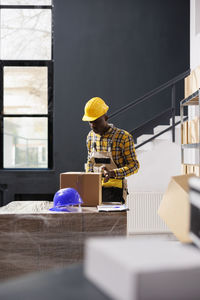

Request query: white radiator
[{"left": 127, "top": 192, "right": 170, "bottom": 234}]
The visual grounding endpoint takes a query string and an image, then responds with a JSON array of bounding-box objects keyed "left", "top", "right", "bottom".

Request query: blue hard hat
[{"left": 49, "top": 188, "right": 83, "bottom": 212}]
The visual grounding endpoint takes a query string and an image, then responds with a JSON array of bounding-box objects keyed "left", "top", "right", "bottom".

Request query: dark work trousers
[{"left": 102, "top": 187, "right": 125, "bottom": 204}]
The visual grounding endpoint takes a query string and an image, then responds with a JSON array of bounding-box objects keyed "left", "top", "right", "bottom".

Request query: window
[{"left": 0, "top": 0, "right": 53, "bottom": 169}]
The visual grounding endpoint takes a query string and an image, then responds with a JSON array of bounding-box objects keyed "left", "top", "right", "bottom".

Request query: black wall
[
  {"left": 0, "top": 0, "right": 190, "bottom": 203},
  {"left": 54, "top": 0, "right": 189, "bottom": 173}
]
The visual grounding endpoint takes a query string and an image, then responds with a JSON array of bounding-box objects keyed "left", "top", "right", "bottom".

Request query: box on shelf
[
  {"left": 188, "top": 117, "right": 200, "bottom": 144},
  {"left": 185, "top": 66, "right": 200, "bottom": 98},
  {"left": 194, "top": 165, "right": 200, "bottom": 177},
  {"left": 186, "top": 165, "right": 195, "bottom": 175},
  {"left": 181, "top": 164, "right": 187, "bottom": 175},
  {"left": 60, "top": 172, "right": 102, "bottom": 206},
  {"left": 185, "top": 165, "right": 200, "bottom": 176},
  {"left": 182, "top": 121, "right": 188, "bottom": 144},
  {"left": 158, "top": 174, "right": 196, "bottom": 243}
]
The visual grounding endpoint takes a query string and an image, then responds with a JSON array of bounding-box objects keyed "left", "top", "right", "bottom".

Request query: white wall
[
  {"left": 127, "top": 127, "right": 181, "bottom": 193},
  {"left": 190, "top": 0, "right": 200, "bottom": 70}
]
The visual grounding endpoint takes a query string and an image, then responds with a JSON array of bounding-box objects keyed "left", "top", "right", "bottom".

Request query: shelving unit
[{"left": 180, "top": 89, "right": 200, "bottom": 176}]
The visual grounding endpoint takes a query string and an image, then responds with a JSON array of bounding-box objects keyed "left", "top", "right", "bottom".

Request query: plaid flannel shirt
[{"left": 85, "top": 125, "right": 139, "bottom": 179}]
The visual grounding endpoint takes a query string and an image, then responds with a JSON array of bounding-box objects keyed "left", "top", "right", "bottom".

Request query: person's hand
[{"left": 101, "top": 166, "right": 115, "bottom": 183}]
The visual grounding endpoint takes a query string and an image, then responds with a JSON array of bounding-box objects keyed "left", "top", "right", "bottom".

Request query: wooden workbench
[{"left": 0, "top": 201, "right": 127, "bottom": 281}]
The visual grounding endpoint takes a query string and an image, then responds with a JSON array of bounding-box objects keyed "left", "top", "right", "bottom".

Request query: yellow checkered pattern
[{"left": 85, "top": 125, "right": 139, "bottom": 179}]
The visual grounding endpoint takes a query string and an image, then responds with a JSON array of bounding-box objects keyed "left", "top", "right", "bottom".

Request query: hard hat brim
[
  {"left": 82, "top": 109, "right": 108, "bottom": 122},
  {"left": 82, "top": 115, "right": 99, "bottom": 122}
]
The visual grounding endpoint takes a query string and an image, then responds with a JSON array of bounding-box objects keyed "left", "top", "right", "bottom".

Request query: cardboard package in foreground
[
  {"left": 158, "top": 174, "right": 196, "bottom": 243},
  {"left": 60, "top": 172, "right": 102, "bottom": 207}
]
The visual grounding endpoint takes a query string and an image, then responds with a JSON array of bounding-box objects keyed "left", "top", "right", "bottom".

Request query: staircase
[
  {"left": 108, "top": 70, "right": 190, "bottom": 234},
  {"left": 135, "top": 115, "right": 181, "bottom": 152},
  {"left": 127, "top": 117, "right": 181, "bottom": 234}
]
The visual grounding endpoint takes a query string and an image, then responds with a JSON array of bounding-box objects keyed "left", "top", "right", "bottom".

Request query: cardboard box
[
  {"left": 188, "top": 117, "right": 200, "bottom": 144},
  {"left": 60, "top": 172, "right": 102, "bottom": 207},
  {"left": 181, "top": 164, "right": 187, "bottom": 175},
  {"left": 194, "top": 165, "right": 200, "bottom": 177},
  {"left": 186, "top": 165, "right": 195, "bottom": 175},
  {"left": 158, "top": 174, "right": 195, "bottom": 243},
  {"left": 182, "top": 121, "right": 188, "bottom": 144},
  {"left": 185, "top": 66, "right": 200, "bottom": 98}
]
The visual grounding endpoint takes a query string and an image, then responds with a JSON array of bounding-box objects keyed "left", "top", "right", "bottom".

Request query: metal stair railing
[
  {"left": 109, "top": 69, "right": 190, "bottom": 143},
  {"left": 130, "top": 107, "right": 172, "bottom": 143},
  {"left": 135, "top": 116, "right": 188, "bottom": 149}
]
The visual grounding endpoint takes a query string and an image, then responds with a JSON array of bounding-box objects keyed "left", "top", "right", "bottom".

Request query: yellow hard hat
[{"left": 82, "top": 97, "right": 109, "bottom": 121}]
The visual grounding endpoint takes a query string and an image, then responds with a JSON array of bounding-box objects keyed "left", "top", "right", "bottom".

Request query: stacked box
[
  {"left": 60, "top": 172, "right": 102, "bottom": 206},
  {"left": 186, "top": 165, "right": 195, "bottom": 175},
  {"left": 188, "top": 117, "right": 200, "bottom": 144},
  {"left": 194, "top": 165, "right": 200, "bottom": 177},
  {"left": 184, "top": 66, "right": 200, "bottom": 98},
  {"left": 182, "top": 121, "right": 188, "bottom": 144},
  {"left": 181, "top": 164, "right": 187, "bottom": 175}
]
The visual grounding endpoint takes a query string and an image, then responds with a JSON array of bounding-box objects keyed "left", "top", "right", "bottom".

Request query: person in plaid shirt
[{"left": 82, "top": 97, "right": 139, "bottom": 203}]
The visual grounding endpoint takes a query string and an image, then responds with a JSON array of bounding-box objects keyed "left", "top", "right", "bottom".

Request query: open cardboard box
[
  {"left": 60, "top": 172, "right": 102, "bottom": 207},
  {"left": 158, "top": 174, "right": 196, "bottom": 243}
]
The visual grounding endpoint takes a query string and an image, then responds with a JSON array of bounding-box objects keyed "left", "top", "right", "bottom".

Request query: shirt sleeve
[
  {"left": 85, "top": 132, "right": 94, "bottom": 173},
  {"left": 113, "top": 133, "right": 139, "bottom": 179}
]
